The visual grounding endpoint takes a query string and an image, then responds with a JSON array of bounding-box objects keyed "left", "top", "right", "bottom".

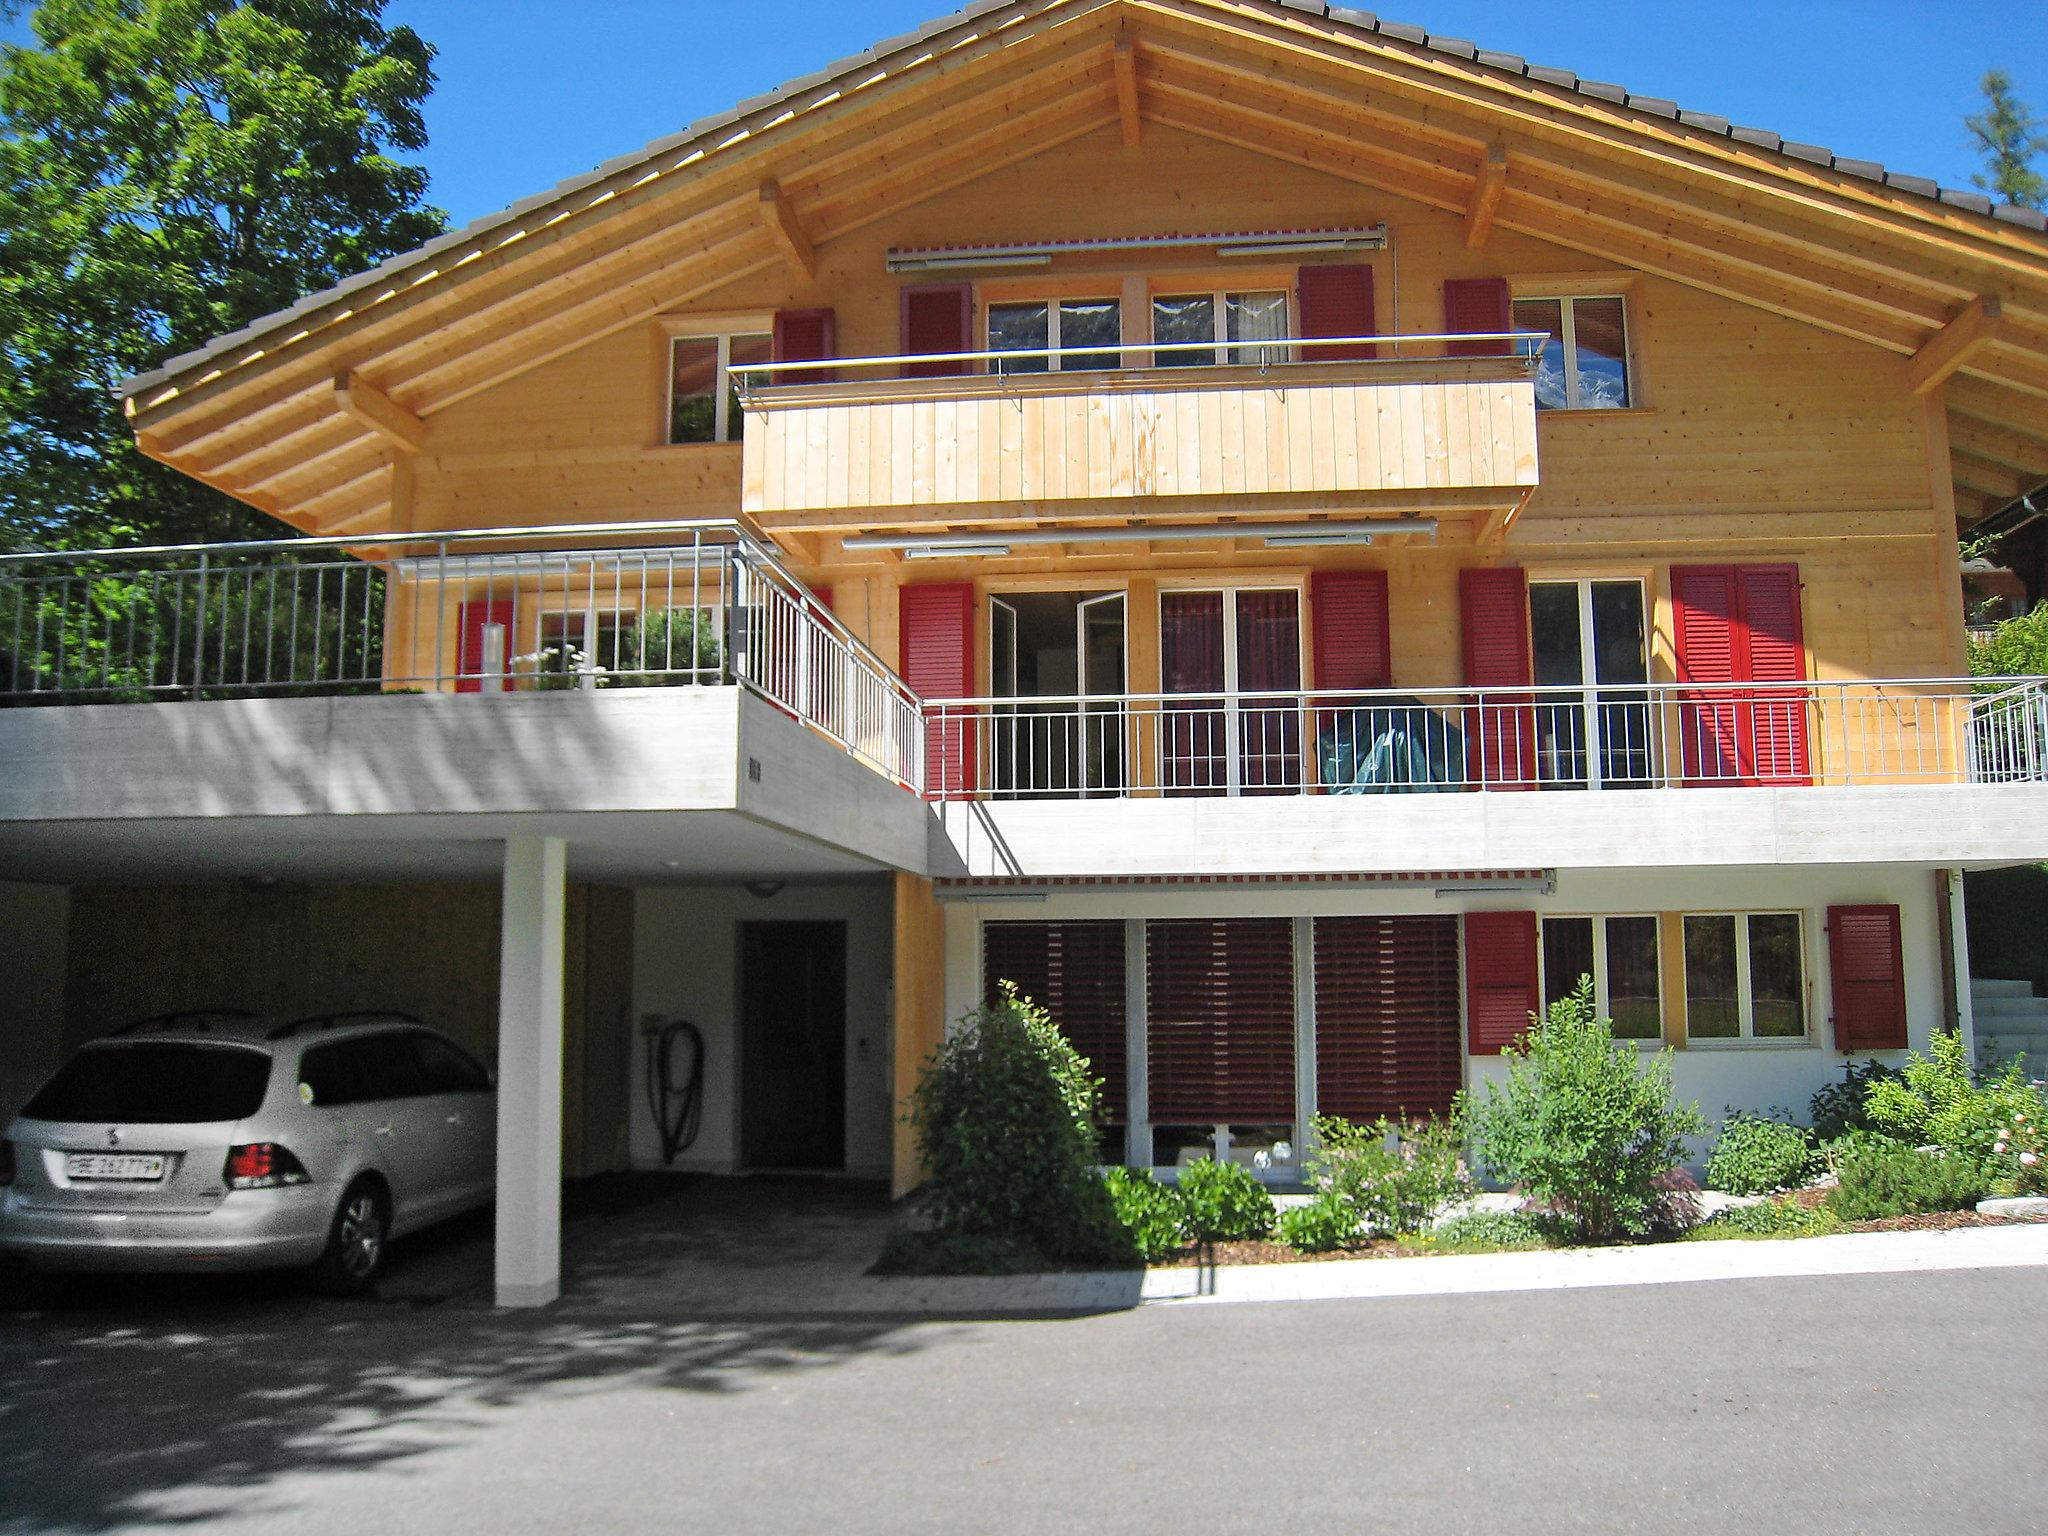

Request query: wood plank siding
[{"left": 739, "top": 362, "right": 1538, "bottom": 516}]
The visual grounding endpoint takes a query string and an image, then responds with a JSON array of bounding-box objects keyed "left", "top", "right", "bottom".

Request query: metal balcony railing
[
  {"left": 0, "top": 520, "right": 925, "bottom": 791},
  {"left": 918, "top": 678, "right": 2048, "bottom": 800}
]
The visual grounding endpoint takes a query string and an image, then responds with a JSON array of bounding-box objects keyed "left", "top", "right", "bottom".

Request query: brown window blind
[
  {"left": 1145, "top": 918, "right": 1296, "bottom": 1123},
  {"left": 1312, "top": 915, "right": 1463, "bottom": 1121},
  {"left": 982, "top": 920, "right": 1128, "bottom": 1121}
]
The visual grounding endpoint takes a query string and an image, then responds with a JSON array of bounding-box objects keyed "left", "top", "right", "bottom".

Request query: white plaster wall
[
  {"left": 0, "top": 881, "right": 69, "bottom": 1121},
  {"left": 943, "top": 863, "right": 1946, "bottom": 1169},
  {"left": 632, "top": 881, "right": 895, "bottom": 1179}
]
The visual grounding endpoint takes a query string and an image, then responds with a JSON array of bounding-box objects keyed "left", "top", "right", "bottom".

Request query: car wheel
[{"left": 311, "top": 1179, "right": 389, "bottom": 1296}]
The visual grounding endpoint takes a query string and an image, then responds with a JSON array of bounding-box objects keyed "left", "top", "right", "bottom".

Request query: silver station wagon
[{"left": 0, "top": 1011, "right": 496, "bottom": 1292}]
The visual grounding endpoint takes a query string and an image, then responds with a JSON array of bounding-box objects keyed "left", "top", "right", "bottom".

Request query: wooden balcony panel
[{"left": 740, "top": 360, "right": 1539, "bottom": 517}]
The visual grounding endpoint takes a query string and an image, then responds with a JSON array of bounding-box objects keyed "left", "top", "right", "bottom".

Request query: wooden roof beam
[
  {"left": 1906, "top": 296, "right": 2009, "bottom": 397},
  {"left": 1951, "top": 449, "right": 2029, "bottom": 501},
  {"left": 332, "top": 371, "right": 426, "bottom": 454},
  {"left": 1113, "top": 32, "right": 1142, "bottom": 146},
  {"left": 1465, "top": 142, "right": 1508, "bottom": 250},
  {"left": 757, "top": 179, "right": 817, "bottom": 280},
  {"left": 1947, "top": 414, "right": 2048, "bottom": 476}
]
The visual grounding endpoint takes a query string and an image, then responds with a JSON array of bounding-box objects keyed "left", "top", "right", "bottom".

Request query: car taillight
[
  {"left": 224, "top": 1142, "right": 310, "bottom": 1189},
  {"left": 0, "top": 1140, "right": 13, "bottom": 1187}
]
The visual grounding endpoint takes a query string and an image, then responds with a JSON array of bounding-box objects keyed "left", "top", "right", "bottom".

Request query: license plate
[{"left": 65, "top": 1153, "right": 167, "bottom": 1181}]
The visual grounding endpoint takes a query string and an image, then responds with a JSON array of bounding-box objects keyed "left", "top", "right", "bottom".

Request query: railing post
[{"left": 190, "top": 551, "right": 209, "bottom": 700}]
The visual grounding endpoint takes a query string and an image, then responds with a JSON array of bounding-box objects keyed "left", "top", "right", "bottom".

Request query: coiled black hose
[{"left": 643, "top": 1017, "right": 705, "bottom": 1165}]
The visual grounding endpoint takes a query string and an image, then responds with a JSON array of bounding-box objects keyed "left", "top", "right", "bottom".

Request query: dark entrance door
[{"left": 739, "top": 920, "right": 847, "bottom": 1170}]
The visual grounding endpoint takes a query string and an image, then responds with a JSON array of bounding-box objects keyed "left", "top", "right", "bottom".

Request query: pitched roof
[{"left": 117, "top": 0, "right": 2046, "bottom": 402}]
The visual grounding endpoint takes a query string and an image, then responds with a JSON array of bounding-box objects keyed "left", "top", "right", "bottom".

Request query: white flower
[{"left": 2022, "top": 1151, "right": 2040, "bottom": 1167}]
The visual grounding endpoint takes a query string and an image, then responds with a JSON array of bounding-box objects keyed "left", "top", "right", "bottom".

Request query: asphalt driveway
[{"left": 0, "top": 1195, "right": 2042, "bottom": 1536}]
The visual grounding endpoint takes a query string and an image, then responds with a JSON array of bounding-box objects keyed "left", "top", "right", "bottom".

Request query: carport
[{"left": 0, "top": 685, "right": 934, "bottom": 1305}]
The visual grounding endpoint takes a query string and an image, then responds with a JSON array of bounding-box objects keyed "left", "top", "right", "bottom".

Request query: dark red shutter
[
  {"left": 1672, "top": 563, "right": 1809, "bottom": 786},
  {"left": 1444, "top": 277, "right": 1512, "bottom": 357},
  {"left": 1297, "top": 263, "right": 1377, "bottom": 361},
  {"left": 1145, "top": 918, "right": 1295, "bottom": 1124},
  {"left": 772, "top": 307, "right": 836, "bottom": 383},
  {"left": 984, "top": 921, "right": 1128, "bottom": 1122},
  {"left": 900, "top": 283, "right": 973, "bottom": 378},
  {"left": 455, "top": 600, "right": 515, "bottom": 693},
  {"left": 1458, "top": 566, "right": 1535, "bottom": 788},
  {"left": 1313, "top": 916, "right": 1462, "bottom": 1121},
  {"left": 1829, "top": 904, "right": 1907, "bottom": 1051},
  {"left": 1737, "top": 565, "right": 1810, "bottom": 784},
  {"left": 899, "top": 582, "right": 976, "bottom": 796},
  {"left": 1310, "top": 569, "right": 1392, "bottom": 692},
  {"left": 1465, "top": 910, "right": 1539, "bottom": 1055}
]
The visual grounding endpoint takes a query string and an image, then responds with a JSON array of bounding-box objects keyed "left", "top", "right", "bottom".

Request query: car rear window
[{"left": 23, "top": 1043, "right": 273, "bottom": 1124}]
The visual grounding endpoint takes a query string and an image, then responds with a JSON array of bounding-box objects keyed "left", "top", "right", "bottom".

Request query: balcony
[
  {"left": 735, "top": 335, "right": 1541, "bottom": 530},
  {"left": 918, "top": 679, "right": 2048, "bottom": 880},
  {"left": 0, "top": 521, "right": 930, "bottom": 882}
]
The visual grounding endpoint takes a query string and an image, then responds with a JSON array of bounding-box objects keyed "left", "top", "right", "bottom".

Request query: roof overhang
[{"left": 121, "top": 0, "right": 2048, "bottom": 538}]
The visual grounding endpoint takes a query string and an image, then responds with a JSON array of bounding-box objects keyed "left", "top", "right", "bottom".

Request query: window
[
  {"left": 300, "top": 1032, "right": 425, "bottom": 1107},
  {"left": 1540, "top": 915, "right": 1662, "bottom": 1041},
  {"left": 668, "top": 332, "right": 771, "bottom": 443},
  {"left": 1684, "top": 913, "right": 1808, "bottom": 1041},
  {"left": 1159, "top": 586, "right": 1302, "bottom": 793},
  {"left": 987, "top": 298, "right": 1120, "bottom": 372},
  {"left": 24, "top": 1043, "right": 272, "bottom": 1124},
  {"left": 409, "top": 1032, "right": 492, "bottom": 1095},
  {"left": 531, "top": 609, "right": 628, "bottom": 684},
  {"left": 1528, "top": 579, "right": 1651, "bottom": 788},
  {"left": 1150, "top": 289, "right": 1289, "bottom": 367},
  {"left": 1511, "top": 295, "right": 1630, "bottom": 409}
]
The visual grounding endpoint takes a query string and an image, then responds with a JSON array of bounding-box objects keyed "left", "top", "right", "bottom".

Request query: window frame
[
  {"left": 1510, "top": 289, "right": 1636, "bottom": 411},
  {"left": 1681, "top": 910, "right": 1813, "bottom": 1047},
  {"left": 661, "top": 318, "right": 772, "bottom": 446},
  {"left": 1538, "top": 913, "right": 1665, "bottom": 1045},
  {"left": 983, "top": 295, "right": 1123, "bottom": 373},
  {"left": 1526, "top": 576, "right": 1652, "bottom": 789},
  {"left": 1148, "top": 287, "right": 1292, "bottom": 367}
]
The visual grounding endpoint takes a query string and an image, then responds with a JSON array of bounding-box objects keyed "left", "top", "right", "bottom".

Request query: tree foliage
[
  {"left": 1967, "top": 68, "right": 2048, "bottom": 212},
  {"left": 0, "top": 0, "right": 444, "bottom": 551}
]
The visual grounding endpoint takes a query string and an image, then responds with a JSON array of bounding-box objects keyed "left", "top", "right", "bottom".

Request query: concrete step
[
  {"left": 1977, "top": 1032, "right": 2048, "bottom": 1072},
  {"left": 1970, "top": 978, "right": 2038, "bottom": 1000},
  {"left": 1973, "top": 996, "right": 2048, "bottom": 1021}
]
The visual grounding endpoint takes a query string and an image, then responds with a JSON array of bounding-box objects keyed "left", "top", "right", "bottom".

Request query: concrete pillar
[
  {"left": 495, "top": 836, "right": 567, "bottom": 1307},
  {"left": 1947, "top": 867, "right": 1978, "bottom": 1067}
]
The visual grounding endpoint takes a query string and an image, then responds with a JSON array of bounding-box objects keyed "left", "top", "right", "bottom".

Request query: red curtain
[
  {"left": 1234, "top": 590, "right": 1301, "bottom": 793},
  {"left": 1161, "top": 592, "right": 1225, "bottom": 792}
]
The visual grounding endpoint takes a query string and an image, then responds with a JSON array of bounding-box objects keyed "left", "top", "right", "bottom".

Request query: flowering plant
[{"left": 1990, "top": 1090, "right": 2047, "bottom": 1196}]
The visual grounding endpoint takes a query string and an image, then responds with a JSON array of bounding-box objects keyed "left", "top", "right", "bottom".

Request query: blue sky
[
  {"left": 5, "top": 2, "right": 2046, "bottom": 227},
  {"left": 388, "top": 0, "right": 2048, "bottom": 227}
]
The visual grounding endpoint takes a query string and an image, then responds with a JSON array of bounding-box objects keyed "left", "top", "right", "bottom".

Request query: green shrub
[
  {"left": 1275, "top": 1193, "right": 1361, "bottom": 1253},
  {"left": 1103, "top": 1167, "right": 1189, "bottom": 1262},
  {"left": 906, "top": 981, "right": 1127, "bottom": 1264},
  {"left": 1305, "top": 1113, "right": 1474, "bottom": 1236},
  {"left": 1863, "top": 1031, "right": 2042, "bottom": 1185},
  {"left": 1684, "top": 1199, "right": 1840, "bottom": 1242},
  {"left": 1422, "top": 1210, "right": 1563, "bottom": 1252},
  {"left": 1462, "top": 978, "right": 1706, "bottom": 1241},
  {"left": 1706, "top": 1111, "right": 1817, "bottom": 1195},
  {"left": 1809, "top": 1058, "right": 1905, "bottom": 1142},
  {"left": 1175, "top": 1157, "right": 1276, "bottom": 1242},
  {"left": 1826, "top": 1139, "right": 1990, "bottom": 1223},
  {"left": 616, "top": 607, "right": 722, "bottom": 685}
]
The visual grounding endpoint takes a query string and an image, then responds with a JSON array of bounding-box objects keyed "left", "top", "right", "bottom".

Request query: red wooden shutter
[
  {"left": 1145, "top": 918, "right": 1295, "bottom": 1124},
  {"left": 1297, "top": 263, "right": 1377, "bottom": 361},
  {"left": 455, "top": 600, "right": 515, "bottom": 693},
  {"left": 900, "top": 283, "right": 973, "bottom": 378},
  {"left": 1829, "top": 904, "right": 1907, "bottom": 1051},
  {"left": 1465, "top": 910, "right": 1539, "bottom": 1055},
  {"left": 1444, "top": 277, "right": 1512, "bottom": 357},
  {"left": 1310, "top": 569, "right": 1392, "bottom": 692},
  {"left": 1313, "top": 916, "right": 1462, "bottom": 1120},
  {"left": 1736, "top": 564, "right": 1810, "bottom": 785},
  {"left": 1458, "top": 566, "right": 1535, "bottom": 788},
  {"left": 899, "top": 582, "right": 976, "bottom": 796},
  {"left": 983, "top": 921, "right": 1128, "bottom": 1122},
  {"left": 1672, "top": 563, "right": 1809, "bottom": 786},
  {"left": 772, "top": 307, "right": 836, "bottom": 383}
]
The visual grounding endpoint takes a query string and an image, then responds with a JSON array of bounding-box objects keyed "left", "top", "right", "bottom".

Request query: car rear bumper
[{"left": 0, "top": 1184, "right": 334, "bottom": 1272}]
